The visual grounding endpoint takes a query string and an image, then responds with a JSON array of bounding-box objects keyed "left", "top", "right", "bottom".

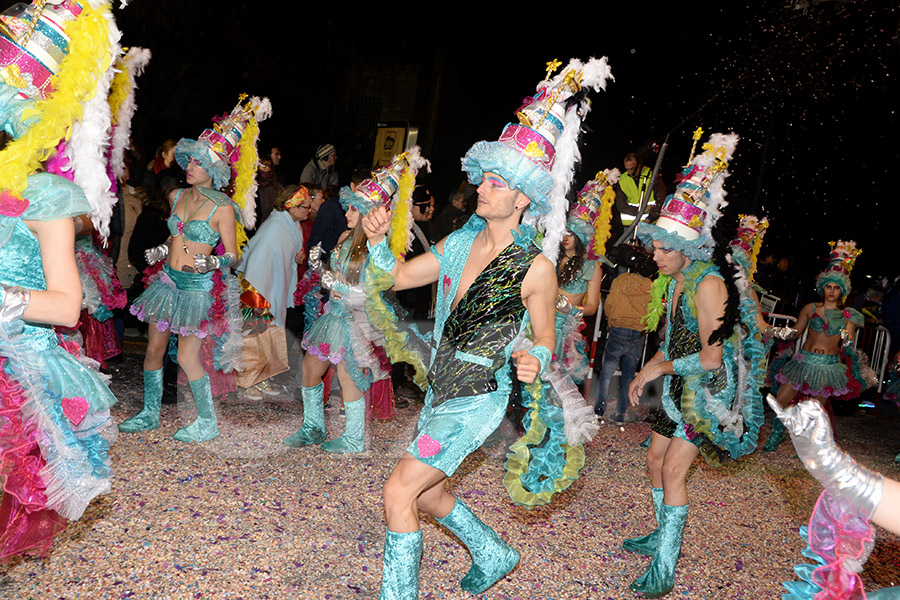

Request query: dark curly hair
[{"left": 557, "top": 235, "right": 586, "bottom": 288}]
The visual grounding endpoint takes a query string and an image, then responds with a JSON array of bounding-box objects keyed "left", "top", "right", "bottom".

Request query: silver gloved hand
[
  {"left": 193, "top": 252, "right": 237, "bottom": 274},
  {"left": 840, "top": 328, "right": 853, "bottom": 348},
  {"left": 766, "top": 394, "right": 884, "bottom": 518},
  {"left": 764, "top": 325, "right": 798, "bottom": 340},
  {"left": 0, "top": 285, "right": 30, "bottom": 323},
  {"left": 144, "top": 242, "right": 169, "bottom": 266},
  {"left": 555, "top": 293, "right": 584, "bottom": 320}
]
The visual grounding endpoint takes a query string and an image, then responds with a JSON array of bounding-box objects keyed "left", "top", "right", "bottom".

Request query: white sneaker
[
  {"left": 243, "top": 385, "right": 263, "bottom": 400},
  {"left": 258, "top": 380, "right": 286, "bottom": 397}
]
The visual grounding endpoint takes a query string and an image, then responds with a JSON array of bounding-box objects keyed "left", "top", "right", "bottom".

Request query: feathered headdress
[
  {"left": 462, "top": 57, "right": 613, "bottom": 262},
  {"left": 566, "top": 168, "right": 620, "bottom": 260},
  {"left": 815, "top": 240, "right": 861, "bottom": 298},
  {"left": 637, "top": 127, "right": 739, "bottom": 261},
  {"left": 108, "top": 46, "right": 150, "bottom": 181},
  {"left": 340, "top": 146, "right": 431, "bottom": 259},
  {"left": 0, "top": 0, "right": 121, "bottom": 238},
  {"left": 174, "top": 94, "right": 272, "bottom": 248},
  {"left": 728, "top": 214, "right": 768, "bottom": 284}
]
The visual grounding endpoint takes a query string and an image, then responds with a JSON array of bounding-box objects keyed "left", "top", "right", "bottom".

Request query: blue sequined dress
[
  {"left": 0, "top": 174, "right": 117, "bottom": 559},
  {"left": 555, "top": 258, "right": 595, "bottom": 383}
]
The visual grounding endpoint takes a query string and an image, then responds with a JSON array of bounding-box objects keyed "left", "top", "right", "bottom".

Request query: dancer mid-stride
[
  {"left": 122, "top": 96, "right": 270, "bottom": 442},
  {"left": 363, "top": 58, "right": 613, "bottom": 599}
]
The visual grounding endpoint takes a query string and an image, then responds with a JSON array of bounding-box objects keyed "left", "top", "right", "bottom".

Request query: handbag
[{"left": 235, "top": 324, "right": 290, "bottom": 388}]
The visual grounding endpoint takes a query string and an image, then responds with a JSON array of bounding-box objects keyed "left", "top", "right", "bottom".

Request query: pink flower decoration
[
  {"left": 442, "top": 275, "right": 452, "bottom": 295},
  {"left": 683, "top": 423, "right": 699, "bottom": 440},
  {"left": 0, "top": 191, "right": 29, "bottom": 217},
  {"left": 417, "top": 434, "right": 441, "bottom": 458},
  {"left": 842, "top": 309, "right": 851, "bottom": 319},
  {"left": 177, "top": 221, "right": 184, "bottom": 234},
  {"left": 61, "top": 397, "right": 89, "bottom": 426},
  {"left": 318, "top": 342, "right": 331, "bottom": 355}
]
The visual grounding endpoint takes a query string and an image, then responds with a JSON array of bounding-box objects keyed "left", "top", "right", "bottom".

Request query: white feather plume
[
  {"left": 697, "top": 132, "right": 739, "bottom": 242},
  {"left": 65, "top": 7, "right": 121, "bottom": 240},
  {"left": 534, "top": 57, "right": 614, "bottom": 263},
  {"left": 110, "top": 47, "right": 151, "bottom": 181}
]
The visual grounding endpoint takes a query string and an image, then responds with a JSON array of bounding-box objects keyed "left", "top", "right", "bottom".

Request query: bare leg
[
  {"left": 143, "top": 326, "right": 171, "bottom": 371},
  {"left": 647, "top": 431, "right": 671, "bottom": 489},
  {"left": 660, "top": 436, "right": 701, "bottom": 506},
  {"left": 176, "top": 333, "right": 205, "bottom": 381},
  {"left": 775, "top": 381, "right": 799, "bottom": 409},
  {"left": 382, "top": 452, "right": 448, "bottom": 533},
  {"left": 301, "top": 352, "right": 330, "bottom": 388}
]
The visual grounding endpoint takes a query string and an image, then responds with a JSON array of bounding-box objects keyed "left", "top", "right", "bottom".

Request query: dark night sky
[{"left": 115, "top": 0, "right": 898, "bottom": 293}]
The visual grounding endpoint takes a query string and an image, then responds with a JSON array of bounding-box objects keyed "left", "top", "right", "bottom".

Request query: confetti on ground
[{"left": 1, "top": 346, "right": 897, "bottom": 599}]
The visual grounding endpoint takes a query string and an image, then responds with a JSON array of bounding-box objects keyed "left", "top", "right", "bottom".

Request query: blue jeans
[{"left": 593, "top": 327, "right": 644, "bottom": 419}]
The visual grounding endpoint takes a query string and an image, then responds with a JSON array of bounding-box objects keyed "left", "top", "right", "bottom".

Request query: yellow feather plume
[
  {"left": 593, "top": 185, "right": 615, "bottom": 258},
  {"left": 389, "top": 168, "right": 414, "bottom": 259},
  {"left": 0, "top": 3, "right": 112, "bottom": 197},
  {"left": 231, "top": 117, "right": 260, "bottom": 255}
]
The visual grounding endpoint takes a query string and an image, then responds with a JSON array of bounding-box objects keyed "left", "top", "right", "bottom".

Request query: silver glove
[
  {"left": 767, "top": 394, "right": 884, "bottom": 518},
  {"left": 555, "top": 293, "right": 584, "bottom": 320},
  {"left": 307, "top": 243, "right": 324, "bottom": 274},
  {"left": 765, "top": 325, "right": 798, "bottom": 340},
  {"left": 193, "top": 252, "right": 236, "bottom": 274},
  {"left": 0, "top": 285, "right": 30, "bottom": 323},
  {"left": 144, "top": 242, "right": 169, "bottom": 266},
  {"left": 840, "top": 328, "right": 853, "bottom": 348}
]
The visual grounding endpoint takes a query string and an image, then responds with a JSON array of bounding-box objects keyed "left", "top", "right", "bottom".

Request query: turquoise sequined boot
[
  {"left": 321, "top": 396, "right": 365, "bottom": 453},
  {"left": 436, "top": 498, "right": 520, "bottom": 594},
  {"left": 173, "top": 374, "right": 220, "bottom": 443},
  {"left": 119, "top": 369, "right": 163, "bottom": 432},
  {"left": 623, "top": 486, "right": 663, "bottom": 556},
  {"left": 284, "top": 383, "right": 326, "bottom": 447},
  {"left": 378, "top": 529, "right": 422, "bottom": 600},
  {"left": 762, "top": 418, "right": 786, "bottom": 452},
  {"left": 630, "top": 503, "right": 688, "bottom": 598}
]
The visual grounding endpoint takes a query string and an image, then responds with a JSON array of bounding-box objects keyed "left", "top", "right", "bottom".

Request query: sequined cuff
[
  {"left": 529, "top": 345, "right": 552, "bottom": 377},
  {"left": 673, "top": 354, "right": 705, "bottom": 377},
  {"left": 367, "top": 238, "right": 396, "bottom": 272}
]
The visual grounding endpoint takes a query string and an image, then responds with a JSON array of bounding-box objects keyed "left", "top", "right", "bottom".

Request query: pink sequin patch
[
  {"left": 0, "top": 191, "right": 29, "bottom": 217},
  {"left": 417, "top": 434, "right": 441, "bottom": 458},
  {"left": 61, "top": 397, "right": 89, "bottom": 426}
]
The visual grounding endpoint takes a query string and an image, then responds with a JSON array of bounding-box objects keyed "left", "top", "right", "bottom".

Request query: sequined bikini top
[{"left": 167, "top": 190, "right": 220, "bottom": 247}]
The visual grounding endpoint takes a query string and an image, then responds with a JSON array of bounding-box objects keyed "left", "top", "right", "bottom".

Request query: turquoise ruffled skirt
[
  {"left": 776, "top": 350, "right": 849, "bottom": 398},
  {"left": 1, "top": 320, "right": 117, "bottom": 524},
  {"left": 130, "top": 264, "right": 214, "bottom": 338}
]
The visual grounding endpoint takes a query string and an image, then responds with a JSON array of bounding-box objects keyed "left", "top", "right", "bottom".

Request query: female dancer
[
  {"left": 122, "top": 96, "right": 270, "bottom": 442},
  {"left": 764, "top": 241, "right": 865, "bottom": 450},
  {"left": 283, "top": 180, "right": 389, "bottom": 453},
  {"left": 0, "top": 0, "right": 120, "bottom": 559}
]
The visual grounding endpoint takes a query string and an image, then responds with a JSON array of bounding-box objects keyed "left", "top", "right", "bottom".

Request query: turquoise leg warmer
[
  {"left": 436, "top": 498, "right": 520, "bottom": 594},
  {"left": 173, "top": 374, "right": 220, "bottom": 443},
  {"left": 762, "top": 418, "right": 786, "bottom": 452},
  {"left": 284, "top": 383, "right": 326, "bottom": 447},
  {"left": 378, "top": 529, "right": 422, "bottom": 600},
  {"left": 623, "top": 486, "right": 664, "bottom": 556},
  {"left": 119, "top": 369, "right": 163, "bottom": 432},
  {"left": 630, "top": 503, "right": 688, "bottom": 598},
  {"left": 321, "top": 396, "right": 365, "bottom": 454}
]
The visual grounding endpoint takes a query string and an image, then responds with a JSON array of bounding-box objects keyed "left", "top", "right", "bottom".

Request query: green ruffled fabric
[
  {"left": 503, "top": 381, "right": 586, "bottom": 508},
  {"left": 363, "top": 262, "right": 429, "bottom": 389},
  {"left": 659, "top": 261, "right": 767, "bottom": 462}
]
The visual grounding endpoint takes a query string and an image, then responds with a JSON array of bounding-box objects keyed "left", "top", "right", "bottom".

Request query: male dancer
[
  {"left": 362, "top": 58, "right": 613, "bottom": 599},
  {"left": 626, "top": 132, "right": 766, "bottom": 597}
]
